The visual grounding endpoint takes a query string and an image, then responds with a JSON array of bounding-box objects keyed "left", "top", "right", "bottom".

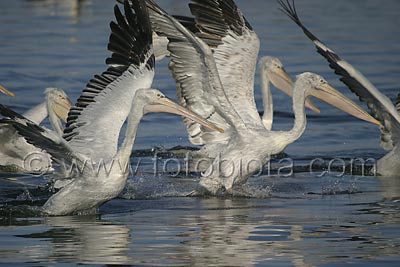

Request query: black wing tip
[
  {"left": 0, "top": 104, "right": 20, "bottom": 119},
  {"left": 64, "top": 0, "right": 155, "bottom": 139},
  {"left": 114, "top": 3, "right": 121, "bottom": 15},
  {"left": 0, "top": 105, "right": 47, "bottom": 135},
  {"left": 9, "top": 119, "right": 64, "bottom": 161},
  {"left": 0, "top": 104, "right": 34, "bottom": 124},
  {"left": 277, "top": 0, "right": 321, "bottom": 43},
  {"left": 323, "top": 49, "right": 342, "bottom": 63},
  {"left": 172, "top": 15, "right": 200, "bottom": 34},
  {"left": 189, "top": 0, "right": 252, "bottom": 39},
  {"left": 277, "top": 0, "right": 299, "bottom": 24},
  {"left": 1, "top": 115, "right": 45, "bottom": 143},
  {"left": 145, "top": 0, "right": 169, "bottom": 20},
  {"left": 220, "top": 0, "right": 253, "bottom": 31},
  {"left": 279, "top": 1, "right": 389, "bottom": 127},
  {"left": 276, "top": 0, "right": 342, "bottom": 63},
  {"left": 109, "top": 0, "right": 153, "bottom": 67}
]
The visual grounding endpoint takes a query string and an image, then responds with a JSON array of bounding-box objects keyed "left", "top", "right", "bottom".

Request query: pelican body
[
  {"left": 38, "top": 89, "right": 217, "bottom": 215},
  {"left": 145, "top": 0, "right": 380, "bottom": 195},
  {"left": 279, "top": 0, "right": 400, "bottom": 176}
]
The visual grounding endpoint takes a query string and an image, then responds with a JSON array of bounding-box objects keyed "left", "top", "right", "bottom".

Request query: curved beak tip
[
  {"left": 150, "top": 97, "right": 225, "bottom": 134},
  {"left": 313, "top": 83, "right": 381, "bottom": 126},
  {"left": 374, "top": 119, "right": 382, "bottom": 127},
  {"left": 305, "top": 98, "right": 320, "bottom": 114},
  {"left": 312, "top": 107, "right": 321, "bottom": 114}
]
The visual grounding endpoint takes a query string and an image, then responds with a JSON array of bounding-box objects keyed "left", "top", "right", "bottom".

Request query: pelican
[
  {"left": 0, "top": 84, "right": 15, "bottom": 97},
  {"left": 279, "top": 0, "right": 400, "bottom": 176},
  {"left": 0, "top": 0, "right": 221, "bottom": 215},
  {"left": 145, "top": 0, "right": 380, "bottom": 195},
  {"left": 0, "top": 87, "right": 72, "bottom": 173}
]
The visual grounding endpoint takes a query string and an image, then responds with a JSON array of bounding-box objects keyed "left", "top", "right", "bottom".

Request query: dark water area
[{"left": 0, "top": 0, "right": 400, "bottom": 266}]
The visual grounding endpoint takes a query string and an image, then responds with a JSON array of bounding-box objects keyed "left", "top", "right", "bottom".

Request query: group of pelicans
[{"left": 0, "top": 0, "right": 398, "bottom": 216}]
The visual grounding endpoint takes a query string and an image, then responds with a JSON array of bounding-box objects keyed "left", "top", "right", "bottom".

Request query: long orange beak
[
  {"left": 146, "top": 97, "right": 224, "bottom": 133},
  {"left": 311, "top": 82, "right": 381, "bottom": 126}
]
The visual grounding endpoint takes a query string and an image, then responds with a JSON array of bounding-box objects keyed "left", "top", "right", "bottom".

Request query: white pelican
[
  {"left": 279, "top": 0, "right": 400, "bottom": 176},
  {"left": 0, "top": 87, "right": 72, "bottom": 173},
  {"left": 0, "top": 0, "right": 221, "bottom": 215},
  {"left": 0, "top": 84, "right": 15, "bottom": 97},
  {"left": 145, "top": 0, "right": 381, "bottom": 195}
]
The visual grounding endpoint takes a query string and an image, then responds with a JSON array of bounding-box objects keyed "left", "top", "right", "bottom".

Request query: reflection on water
[
  {"left": 1, "top": 177, "right": 399, "bottom": 266},
  {"left": 22, "top": 216, "right": 131, "bottom": 264},
  {"left": 0, "top": 0, "right": 400, "bottom": 266},
  {"left": 0, "top": 216, "right": 131, "bottom": 265}
]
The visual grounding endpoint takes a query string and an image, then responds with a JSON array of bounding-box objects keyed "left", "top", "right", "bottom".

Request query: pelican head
[
  {"left": 259, "top": 56, "right": 320, "bottom": 113},
  {"left": 138, "top": 89, "right": 224, "bottom": 133},
  {"left": 44, "top": 88, "right": 73, "bottom": 122},
  {"left": 296, "top": 72, "right": 381, "bottom": 126},
  {"left": 0, "top": 84, "right": 15, "bottom": 97}
]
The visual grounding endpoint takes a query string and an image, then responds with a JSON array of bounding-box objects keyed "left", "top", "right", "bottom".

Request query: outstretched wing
[
  {"left": 188, "top": 0, "right": 262, "bottom": 128},
  {"left": 145, "top": 0, "right": 246, "bottom": 145},
  {"left": 63, "top": 0, "right": 154, "bottom": 160},
  {"left": 279, "top": 0, "right": 400, "bottom": 149}
]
